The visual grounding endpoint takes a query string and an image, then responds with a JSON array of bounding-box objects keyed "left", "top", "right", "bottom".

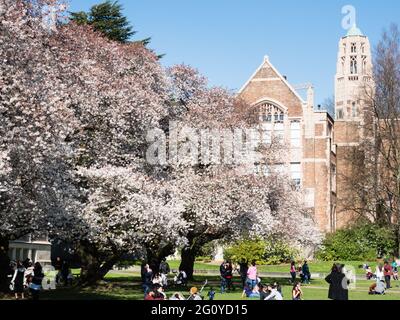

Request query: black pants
[
  {"left": 385, "top": 275, "right": 391, "bottom": 289},
  {"left": 290, "top": 272, "right": 296, "bottom": 283}
]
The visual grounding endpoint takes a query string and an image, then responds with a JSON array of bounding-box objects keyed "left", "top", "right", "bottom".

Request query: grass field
[
  {"left": 31, "top": 273, "right": 400, "bottom": 301},
  {"left": 167, "top": 260, "right": 384, "bottom": 275},
  {"left": 3, "top": 260, "right": 399, "bottom": 300}
]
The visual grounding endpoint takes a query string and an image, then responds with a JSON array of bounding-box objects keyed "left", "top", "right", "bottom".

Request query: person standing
[
  {"left": 290, "top": 261, "right": 297, "bottom": 283},
  {"left": 238, "top": 259, "right": 249, "bottom": 288},
  {"left": 54, "top": 257, "right": 62, "bottom": 284},
  {"left": 302, "top": 261, "right": 311, "bottom": 284},
  {"left": 225, "top": 262, "right": 234, "bottom": 292},
  {"left": 142, "top": 264, "right": 153, "bottom": 299},
  {"left": 247, "top": 261, "right": 258, "bottom": 290},
  {"left": 220, "top": 263, "right": 228, "bottom": 294},
  {"left": 11, "top": 261, "right": 26, "bottom": 300},
  {"left": 325, "top": 264, "right": 349, "bottom": 300},
  {"left": 61, "top": 260, "right": 70, "bottom": 286},
  {"left": 383, "top": 261, "right": 393, "bottom": 289},
  {"left": 376, "top": 264, "right": 384, "bottom": 282},
  {"left": 29, "top": 262, "right": 44, "bottom": 300}
]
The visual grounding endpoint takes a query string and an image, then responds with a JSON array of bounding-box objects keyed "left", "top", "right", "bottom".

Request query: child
[{"left": 207, "top": 287, "right": 216, "bottom": 300}]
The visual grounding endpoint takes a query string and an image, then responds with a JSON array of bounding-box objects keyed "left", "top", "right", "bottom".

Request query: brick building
[{"left": 238, "top": 24, "right": 372, "bottom": 233}]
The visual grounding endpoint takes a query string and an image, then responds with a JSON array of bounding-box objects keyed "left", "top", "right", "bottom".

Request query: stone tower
[{"left": 334, "top": 24, "right": 373, "bottom": 228}]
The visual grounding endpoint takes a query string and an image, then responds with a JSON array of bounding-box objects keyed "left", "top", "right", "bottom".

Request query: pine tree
[{"left": 70, "top": 1, "right": 136, "bottom": 43}]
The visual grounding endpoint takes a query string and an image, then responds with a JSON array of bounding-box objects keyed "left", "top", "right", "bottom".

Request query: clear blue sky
[{"left": 67, "top": 0, "right": 400, "bottom": 105}]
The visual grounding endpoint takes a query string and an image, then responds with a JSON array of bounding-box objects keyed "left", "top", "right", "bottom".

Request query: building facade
[
  {"left": 8, "top": 233, "right": 51, "bottom": 265},
  {"left": 238, "top": 24, "right": 372, "bottom": 233}
]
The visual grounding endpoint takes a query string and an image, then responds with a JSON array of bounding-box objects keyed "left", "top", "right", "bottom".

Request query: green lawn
[
  {"left": 168, "top": 260, "right": 381, "bottom": 275},
  {"left": 3, "top": 260, "right": 397, "bottom": 300},
  {"left": 26, "top": 273, "right": 400, "bottom": 301}
]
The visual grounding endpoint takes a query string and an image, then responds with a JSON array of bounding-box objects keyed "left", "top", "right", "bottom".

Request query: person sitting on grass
[
  {"left": 174, "top": 269, "right": 188, "bottom": 287},
  {"left": 145, "top": 284, "right": 166, "bottom": 300},
  {"left": 188, "top": 287, "right": 202, "bottom": 300},
  {"left": 292, "top": 282, "right": 303, "bottom": 300},
  {"left": 207, "top": 287, "right": 216, "bottom": 300},
  {"left": 393, "top": 263, "right": 399, "bottom": 281},
  {"left": 369, "top": 280, "right": 386, "bottom": 295},
  {"left": 264, "top": 284, "right": 283, "bottom": 300},
  {"left": 258, "top": 284, "right": 270, "bottom": 300},
  {"left": 274, "top": 282, "right": 283, "bottom": 298},
  {"left": 365, "top": 265, "right": 374, "bottom": 280},
  {"left": 241, "top": 284, "right": 260, "bottom": 299}
]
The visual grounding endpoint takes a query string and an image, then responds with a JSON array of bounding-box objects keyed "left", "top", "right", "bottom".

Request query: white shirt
[{"left": 265, "top": 289, "right": 283, "bottom": 301}]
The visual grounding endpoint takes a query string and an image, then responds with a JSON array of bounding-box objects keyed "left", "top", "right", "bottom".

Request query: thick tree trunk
[
  {"left": 79, "top": 257, "right": 118, "bottom": 286},
  {"left": 179, "top": 246, "right": 197, "bottom": 280},
  {"left": 77, "top": 242, "right": 120, "bottom": 286},
  {"left": 0, "top": 236, "right": 10, "bottom": 293},
  {"left": 145, "top": 243, "right": 175, "bottom": 274}
]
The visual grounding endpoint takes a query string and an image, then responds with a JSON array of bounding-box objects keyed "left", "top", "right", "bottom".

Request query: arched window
[
  {"left": 256, "top": 102, "right": 286, "bottom": 144},
  {"left": 350, "top": 56, "right": 357, "bottom": 74}
]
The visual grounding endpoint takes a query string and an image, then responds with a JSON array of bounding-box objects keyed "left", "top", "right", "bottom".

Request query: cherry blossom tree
[{"left": 164, "top": 65, "right": 321, "bottom": 279}]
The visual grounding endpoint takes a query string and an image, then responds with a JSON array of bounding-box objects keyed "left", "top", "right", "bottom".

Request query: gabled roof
[{"left": 238, "top": 55, "right": 306, "bottom": 104}]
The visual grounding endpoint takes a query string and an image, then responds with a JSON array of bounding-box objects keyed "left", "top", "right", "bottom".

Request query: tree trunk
[
  {"left": 145, "top": 243, "right": 175, "bottom": 274},
  {"left": 0, "top": 236, "right": 10, "bottom": 293},
  {"left": 77, "top": 242, "right": 120, "bottom": 286},
  {"left": 179, "top": 246, "right": 197, "bottom": 281}
]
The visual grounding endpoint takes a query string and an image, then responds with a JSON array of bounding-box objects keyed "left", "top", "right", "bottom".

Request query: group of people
[
  {"left": 290, "top": 261, "right": 311, "bottom": 284},
  {"left": 365, "top": 259, "right": 399, "bottom": 295},
  {"left": 54, "top": 257, "right": 74, "bottom": 286},
  {"left": 145, "top": 285, "right": 204, "bottom": 301},
  {"left": 8, "top": 259, "right": 44, "bottom": 300},
  {"left": 142, "top": 259, "right": 188, "bottom": 299}
]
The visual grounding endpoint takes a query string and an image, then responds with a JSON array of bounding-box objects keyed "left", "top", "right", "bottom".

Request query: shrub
[
  {"left": 316, "top": 223, "right": 396, "bottom": 261},
  {"left": 224, "top": 238, "right": 299, "bottom": 265}
]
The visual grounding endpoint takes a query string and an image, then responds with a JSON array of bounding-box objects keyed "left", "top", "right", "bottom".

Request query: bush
[
  {"left": 224, "top": 238, "right": 299, "bottom": 265},
  {"left": 196, "top": 242, "right": 217, "bottom": 260},
  {"left": 316, "top": 223, "right": 396, "bottom": 261}
]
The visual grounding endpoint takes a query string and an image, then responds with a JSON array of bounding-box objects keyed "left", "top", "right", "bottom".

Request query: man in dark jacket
[
  {"left": 325, "top": 264, "right": 349, "bottom": 300},
  {"left": 302, "top": 261, "right": 311, "bottom": 284}
]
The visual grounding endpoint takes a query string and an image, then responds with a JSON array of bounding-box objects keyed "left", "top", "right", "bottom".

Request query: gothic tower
[{"left": 334, "top": 24, "right": 373, "bottom": 228}]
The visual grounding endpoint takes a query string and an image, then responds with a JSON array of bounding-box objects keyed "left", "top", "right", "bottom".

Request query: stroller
[{"left": 173, "top": 270, "right": 188, "bottom": 287}]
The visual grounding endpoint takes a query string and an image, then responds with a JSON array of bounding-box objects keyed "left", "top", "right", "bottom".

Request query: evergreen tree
[{"left": 70, "top": 1, "right": 136, "bottom": 43}]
